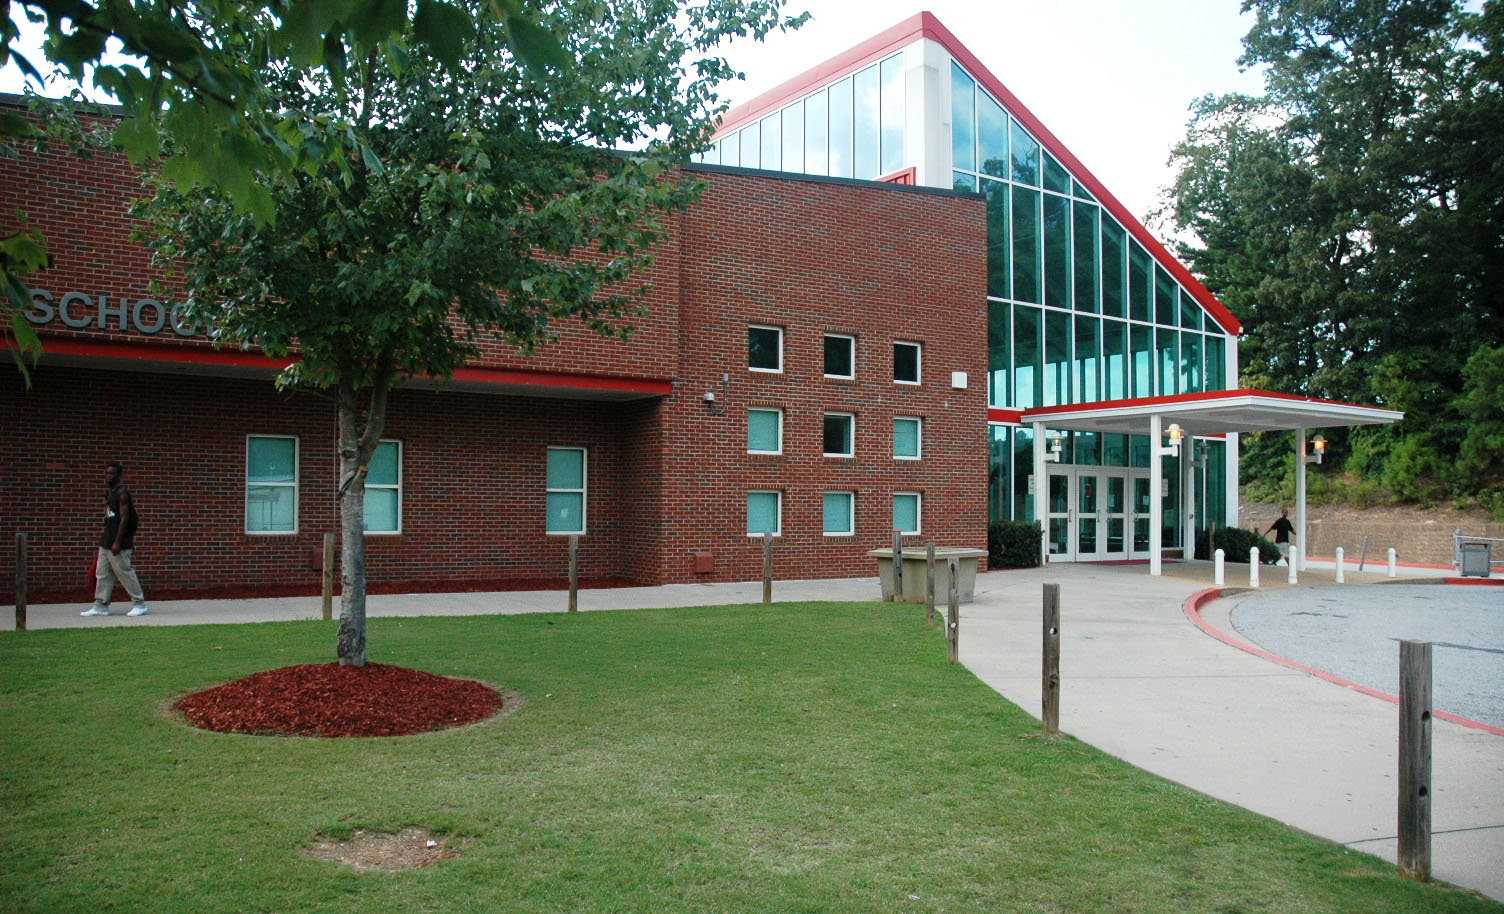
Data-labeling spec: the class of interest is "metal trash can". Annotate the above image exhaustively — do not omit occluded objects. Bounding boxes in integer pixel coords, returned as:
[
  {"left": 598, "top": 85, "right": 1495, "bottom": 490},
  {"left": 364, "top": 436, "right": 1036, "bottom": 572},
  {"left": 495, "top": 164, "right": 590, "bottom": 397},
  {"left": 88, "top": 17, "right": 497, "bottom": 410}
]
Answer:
[{"left": 1459, "top": 542, "right": 1492, "bottom": 577}]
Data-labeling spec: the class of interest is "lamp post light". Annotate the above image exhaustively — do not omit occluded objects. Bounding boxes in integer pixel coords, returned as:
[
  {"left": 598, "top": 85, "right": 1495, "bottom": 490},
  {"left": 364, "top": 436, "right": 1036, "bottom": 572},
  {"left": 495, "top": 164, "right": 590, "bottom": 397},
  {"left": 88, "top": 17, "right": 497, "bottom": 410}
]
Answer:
[
  {"left": 1305, "top": 434, "right": 1326, "bottom": 465},
  {"left": 1044, "top": 432, "right": 1064, "bottom": 463}
]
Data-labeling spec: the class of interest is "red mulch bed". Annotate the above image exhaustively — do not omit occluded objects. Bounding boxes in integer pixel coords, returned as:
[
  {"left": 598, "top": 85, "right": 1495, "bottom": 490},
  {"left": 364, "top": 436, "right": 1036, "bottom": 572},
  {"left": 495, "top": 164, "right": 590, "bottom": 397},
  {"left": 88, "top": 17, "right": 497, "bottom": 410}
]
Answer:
[{"left": 175, "top": 663, "right": 506, "bottom": 737}]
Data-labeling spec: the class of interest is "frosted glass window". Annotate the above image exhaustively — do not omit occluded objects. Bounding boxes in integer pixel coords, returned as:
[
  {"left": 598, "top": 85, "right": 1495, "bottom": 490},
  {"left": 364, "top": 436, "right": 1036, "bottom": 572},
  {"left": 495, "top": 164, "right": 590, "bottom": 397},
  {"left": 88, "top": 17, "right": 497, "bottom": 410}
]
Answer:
[
  {"left": 880, "top": 54, "right": 904, "bottom": 174},
  {"left": 739, "top": 123, "right": 759, "bottom": 169},
  {"left": 894, "top": 417, "right": 922, "bottom": 459},
  {"left": 363, "top": 440, "right": 401, "bottom": 534},
  {"left": 805, "top": 89, "right": 828, "bottom": 175},
  {"left": 978, "top": 92, "right": 1007, "bottom": 178},
  {"left": 546, "top": 447, "right": 586, "bottom": 535},
  {"left": 760, "top": 114, "right": 780, "bottom": 172},
  {"left": 747, "top": 491, "right": 781, "bottom": 536},
  {"left": 246, "top": 435, "right": 298, "bottom": 534},
  {"left": 782, "top": 101, "right": 804, "bottom": 173},
  {"left": 828, "top": 77, "right": 853, "bottom": 178},
  {"left": 893, "top": 492, "right": 921, "bottom": 535},
  {"left": 1011, "top": 118, "right": 1039, "bottom": 185},
  {"left": 854, "top": 63, "right": 880, "bottom": 180},
  {"left": 748, "top": 408, "right": 782, "bottom": 454},
  {"left": 950, "top": 62, "right": 975, "bottom": 173},
  {"left": 823, "top": 491, "right": 854, "bottom": 536}
]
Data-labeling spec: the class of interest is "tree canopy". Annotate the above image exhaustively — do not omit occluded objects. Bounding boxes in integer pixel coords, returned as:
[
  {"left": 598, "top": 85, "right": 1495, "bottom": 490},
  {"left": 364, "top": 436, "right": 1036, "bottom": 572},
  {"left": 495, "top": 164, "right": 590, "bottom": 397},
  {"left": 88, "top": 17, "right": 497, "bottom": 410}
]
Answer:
[{"left": 1164, "top": 0, "right": 1504, "bottom": 512}]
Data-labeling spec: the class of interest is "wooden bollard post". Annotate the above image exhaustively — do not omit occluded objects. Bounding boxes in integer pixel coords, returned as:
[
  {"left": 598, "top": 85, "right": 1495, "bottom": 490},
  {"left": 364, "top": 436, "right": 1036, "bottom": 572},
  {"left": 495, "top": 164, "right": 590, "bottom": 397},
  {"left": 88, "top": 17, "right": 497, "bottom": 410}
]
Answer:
[
  {"left": 321, "top": 533, "right": 335, "bottom": 621},
  {"left": 1398, "top": 640, "right": 1432, "bottom": 881},
  {"left": 892, "top": 531, "right": 904, "bottom": 602},
  {"left": 762, "top": 532, "right": 773, "bottom": 604},
  {"left": 15, "top": 533, "right": 27, "bottom": 632},
  {"left": 1042, "top": 583, "right": 1060, "bottom": 734},
  {"left": 925, "top": 542, "right": 937, "bottom": 627},
  {"left": 568, "top": 534, "right": 579, "bottom": 613},
  {"left": 945, "top": 557, "right": 959, "bottom": 664}
]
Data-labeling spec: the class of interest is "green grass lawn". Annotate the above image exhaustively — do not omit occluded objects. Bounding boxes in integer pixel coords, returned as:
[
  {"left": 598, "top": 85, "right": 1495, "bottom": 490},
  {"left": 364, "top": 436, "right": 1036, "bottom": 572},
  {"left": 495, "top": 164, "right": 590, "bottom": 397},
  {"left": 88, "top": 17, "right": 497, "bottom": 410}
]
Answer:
[{"left": 2, "top": 602, "right": 1498, "bottom": 914}]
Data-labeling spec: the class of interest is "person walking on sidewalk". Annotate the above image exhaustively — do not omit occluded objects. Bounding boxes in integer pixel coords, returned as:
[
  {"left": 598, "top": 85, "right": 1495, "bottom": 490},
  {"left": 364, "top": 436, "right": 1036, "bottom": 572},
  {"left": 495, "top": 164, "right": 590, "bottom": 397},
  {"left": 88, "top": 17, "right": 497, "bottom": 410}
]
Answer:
[
  {"left": 1265, "top": 508, "right": 1296, "bottom": 566},
  {"left": 81, "top": 461, "right": 149, "bottom": 617}
]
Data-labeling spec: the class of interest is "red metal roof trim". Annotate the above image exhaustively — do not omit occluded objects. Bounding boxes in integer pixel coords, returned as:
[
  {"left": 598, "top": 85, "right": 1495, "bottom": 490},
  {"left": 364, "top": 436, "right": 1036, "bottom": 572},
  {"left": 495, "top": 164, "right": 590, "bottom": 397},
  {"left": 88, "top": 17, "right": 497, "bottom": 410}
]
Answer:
[{"left": 1020, "top": 388, "right": 1399, "bottom": 418}]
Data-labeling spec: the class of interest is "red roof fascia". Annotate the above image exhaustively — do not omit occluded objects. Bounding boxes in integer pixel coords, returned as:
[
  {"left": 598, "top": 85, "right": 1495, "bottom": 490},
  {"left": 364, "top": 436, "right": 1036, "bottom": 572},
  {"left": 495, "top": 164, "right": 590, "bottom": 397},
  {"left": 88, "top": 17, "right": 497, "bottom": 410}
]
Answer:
[
  {"left": 1020, "top": 388, "right": 1396, "bottom": 418},
  {"left": 450, "top": 366, "right": 673, "bottom": 396},
  {"left": 715, "top": 12, "right": 1242, "bottom": 338},
  {"left": 987, "top": 407, "right": 1024, "bottom": 424}
]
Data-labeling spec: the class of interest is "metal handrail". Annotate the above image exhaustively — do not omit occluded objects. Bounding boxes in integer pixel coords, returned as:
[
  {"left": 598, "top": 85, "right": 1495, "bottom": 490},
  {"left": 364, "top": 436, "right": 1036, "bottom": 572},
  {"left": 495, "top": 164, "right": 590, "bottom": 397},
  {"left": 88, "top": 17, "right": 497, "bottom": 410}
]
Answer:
[{"left": 1453, "top": 530, "right": 1504, "bottom": 568}]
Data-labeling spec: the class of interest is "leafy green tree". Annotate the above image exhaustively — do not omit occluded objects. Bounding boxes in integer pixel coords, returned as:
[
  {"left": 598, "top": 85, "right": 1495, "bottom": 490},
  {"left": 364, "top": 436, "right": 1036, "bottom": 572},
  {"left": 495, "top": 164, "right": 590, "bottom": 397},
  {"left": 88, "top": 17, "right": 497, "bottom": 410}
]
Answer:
[
  {"left": 1164, "top": 0, "right": 1504, "bottom": 502},
  {"left": 136, "top": 0, "right": 799, "bottom": 666}
]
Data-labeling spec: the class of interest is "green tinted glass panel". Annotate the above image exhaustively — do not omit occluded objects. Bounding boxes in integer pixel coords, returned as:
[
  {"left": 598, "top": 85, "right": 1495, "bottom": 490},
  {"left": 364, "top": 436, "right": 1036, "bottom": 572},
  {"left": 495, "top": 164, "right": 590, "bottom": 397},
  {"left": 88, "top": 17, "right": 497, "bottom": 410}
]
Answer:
[
  {"left": 893, "top": 493, "right": 919, "bottom": 533},
  {"left": 1013, "top": 426, "right": 1034, "bottom": 522},
  {"left": 747, "top": 492, "right": 779, "bottom": 535},
  {"left": 1074, "top": 315, "right": 1099, "bottom": 403},
  {"left": 546, "top": 492, "right": 583, "bottom": 534},
  {"left": 1073, "top": 180, "right": 1095, "bottom": 201},
  {"left": 1010, "top": 118, "right": 1039, "bottom": 185},
  {"left": 246, "top": 486, "right": 295, "bottom": 532},
  {"left": 894, "top": 418, "right": 920, "bottom": 458},
  {"left": 854, "top": 64, "right": 879, "bottom": 179},
  {"left": 749, "top": 326, "right": 780, "bottom": 370},
  {"left": 782, "top": 101, "right": 804, "bottom": 172},
  {"left": 1128, "top": 243, "right": 1151, "bottom": 322},
  {"left": 1073, "top": 431, "right": 1101, "bottom": 465},
  {"left": 988, "top": 300, "right": 1010, "bottom": 406},
  {"left": 1180, "top": 288, "right": 1201, "bottom": 329},
  {"left": 881, "top": 55, "right": 904, "bottom": 174},
  {"left": 1205, "top": 439, "right": 1227, "bottom": 528},
  {"left": 760, "top": 114, "right": 780, "bottom": 171},
  {"left": 748, "top": 409, "right": 780, "bottom": 452},
  {"left": 546, "top": 448, "right": 584, "bottom": 489},
  {"left": 950, "top": 62, "right": 975, "bottom": 173},
  {"left": 364, "top": 488, "right": 398, "bottom": 533},
  {"left": 1043, "top": 193, "right": 1070, "bottom": 309},
  {"left": 824, "top": 414, "right": 853, "bottom": 455},
  {"left": 1182, "top": 332, "right": 1202, "bottom": 393},
  {"left": 1131, "top": 435, "right": 1150, "bottom": 468},
  {"left": 1103, "top": 433, "right": 1128, "bottom": 466},
  {"left": 1100, "top": 216, "right": 1126, "bottom": 318},
  {"left": 1073, "top": 201, "right": 1099, "bottom": 313},
  {"left": 1205, "top": 335, "right": 1227, "bottom": 391},
  {"left": 739, "top": 123, "right": 759, "bottom": 169},
  {"left": 1011, "top": 186, "right": 1041, "bottom": 304},
  {"left": 1154, "top": 265, "right": 1176, "bottom": 326},
  {"left": 1014, "top": 305, "right": 1042, "bottom": 410},
  {"left": 1042, "top": 152, "right": 1069, "bottom": 193},
  {"left": 978, "top": 91, "right": 1007, "bottom": 178},
  {"left": 983, "top": 177, "right": 1009, "bottom": 297},
  {"left": 1131, "top": 325, "right": 1153, "bottom": 397},
  {"left": 1157, "top": 328, "right": 1178, "bottom": 396},
  {"left": 1044, "top": 309, "right": 1071, "bottom": 407},
  {"left": 366, "top": 440, "right": 398, "bottom": 486},
  {"left": 988, "top": 425, "right": 1010, "bottom": 523},
  {"left": 828, "top": 77, "right": 853, "bottom": 178},
  {"left": 248, "top": 437, "right": 295, "bottom": 483},
  {"left": 805, "top": 89, "right": 828, "bottom": 175},
  {"left": 823, "top": 492, "right": 853, "bottom": 534},
  {"left": 953, "top": 172, "right": 977, "bottom": 191},
  {"left": 1102, "top": 319, "right": 1128, "bottom": 400}
]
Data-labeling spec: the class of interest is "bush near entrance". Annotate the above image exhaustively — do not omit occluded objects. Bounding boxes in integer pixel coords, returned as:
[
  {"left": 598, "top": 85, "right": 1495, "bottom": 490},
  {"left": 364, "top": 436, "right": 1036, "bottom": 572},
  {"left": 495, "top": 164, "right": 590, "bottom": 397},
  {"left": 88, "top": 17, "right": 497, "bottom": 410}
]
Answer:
[
  {"left": 989, "top": 520, "right": 1043, "bottom": 568},
  {"left": 1196, "top": 526, "right": 1281, "bottom": 564}
]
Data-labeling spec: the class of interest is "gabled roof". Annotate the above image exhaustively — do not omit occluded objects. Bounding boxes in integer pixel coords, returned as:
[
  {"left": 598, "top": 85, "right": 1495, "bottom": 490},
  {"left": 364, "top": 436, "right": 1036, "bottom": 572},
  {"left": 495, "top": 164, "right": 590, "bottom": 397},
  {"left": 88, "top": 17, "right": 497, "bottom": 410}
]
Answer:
[{"left": 716, "top": 12, "right": 1242, "bottom": 337}]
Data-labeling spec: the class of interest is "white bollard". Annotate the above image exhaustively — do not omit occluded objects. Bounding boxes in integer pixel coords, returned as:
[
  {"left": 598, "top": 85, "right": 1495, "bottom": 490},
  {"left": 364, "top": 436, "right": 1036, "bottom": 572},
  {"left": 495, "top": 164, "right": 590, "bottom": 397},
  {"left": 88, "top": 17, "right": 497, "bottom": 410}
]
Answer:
[
  {"left": 1335, "top": 546, "right": 1345, "bottom": 583},
  {"left": 1288, "top": 545, "right": 1298, "bottom": 584},
  {"left": 1250, "top": 546, "right": 1260, "bottom": 588},
  {"left": 1388, "top": 547, "right": 1397, "bottom": 578},
  {"left": 1214, "top": 548, "right": 1225, "bottom": 586}
]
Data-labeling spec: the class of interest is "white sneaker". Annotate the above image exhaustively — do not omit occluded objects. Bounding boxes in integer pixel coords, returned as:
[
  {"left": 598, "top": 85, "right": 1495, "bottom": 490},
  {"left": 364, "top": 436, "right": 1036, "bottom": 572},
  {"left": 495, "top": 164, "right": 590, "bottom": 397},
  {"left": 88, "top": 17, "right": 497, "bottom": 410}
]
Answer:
[
  {"left": 81, "top": 607, "right": 111, "bottom": 617},
  {"left": 127, "top": 604, "right": 149, "bottom": 617}
]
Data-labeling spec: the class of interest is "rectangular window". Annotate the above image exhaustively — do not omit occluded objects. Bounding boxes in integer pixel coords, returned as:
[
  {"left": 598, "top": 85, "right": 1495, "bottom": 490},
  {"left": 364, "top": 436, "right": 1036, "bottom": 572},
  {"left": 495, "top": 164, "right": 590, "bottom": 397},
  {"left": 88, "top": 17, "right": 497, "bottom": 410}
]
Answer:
[
  {"left": 1043, "top": 193, "right": 1070, "bottom": 309},
  {"left": 854, "top": 63, "right": 880, "bottom": 180},
  {"left": 880, "top": 54, "right": 904, "bottom": 175},
  {"left": 760, "top": 113, "right": 781, "bottom": 172},
  {"left": 804, "top": 89, "right": 828, "bottom": 176},
  {"left": 828, "top": 76, "right": 853, "bottom": 178},
  {"left": 894, "top": 417, "right": 922, "bottom": 460},
  {"left": 545, "top": 446, "right": 586, "bottom": 535},
  {"left": 1100, "top": 215, "right": 1126, "bottom": 319},
  {"left": 1012, "top": 185, "right": 1041, "bottom": 304},
  {"left": 719, "top": 134, "right": 739, "bottom": 168},
  {"left": 1128, "top": 242, "right": 1151, "bottom": 323},
  {"left": 954, "top": 172, "right": 977, "bottom": 191},
  {"left": 747, "top": 490, "right": 781, "bottom": 537},
  {"left": 823, "top": 491, "right": 855, "bottom": 536},
  {"left": 782, "top": 101, "right": 804, "bottom": 173},
  {"left": 978, "top": 91, "right": 1007, "bottom": 178},
  {"left": 1014, "top": 305, "right": 1042, "bottom": 410},
  {"left": 1155, "top": 265, "right": 1177, "bottom": 326},
  {"left": 1131, "top": 324, "right": 1153, "bottom": 397},
  {"left": 1205, "top": 334, "right": 1227, "bottom": 391},
  {"left": 1180, "top": 287, "right": 1202, "bottom": 330},
  {"left": 739, "top": 122, "right": 760, "bottom": 169},
  {"left": 1044, "top": 308, "right": 1071, "bottom": 406},
  {"left": 988, "top": 299, "right": 1010, "bottom": 407},
  {"left": 1011, "top": 118, "right": 1040, "bottom": 185},
  {"left": 1102, "top": 318, "right": 1128, "bottom": 400},
  {"left": 893, "top": 492, "right": 921, "bottom": 535},
  {"left": 823, "top": 333, "right": 855, "bottom": 379},
  {"left": 1157, "top": 328, "right": 1179, "bottom": 396},
  {"left": 363, "top": 440, "right": 402, "bottom": 534},
  {"left": 747, "top": 408, "right": 782, "bottom": 454},
  {"left": 246, "top": 435, "right": 298, "bottom": 534},
  {"left": 950, "top": 61, "right": 975, "bottom": 173},
  {"left": 1073, "top": 201, "right": 1099, "bottom": 313},
  {"left": 748, "top": 325, "right": 782, "bottom": 372},
  {"left": 1181, "top": 332, "right": 1203, "bottom": 394},
  {"left": 1074, "top": 316, "right": 1100, "bottom": 403},
  {"left": 893, "top": 341, "right": 921, "bottom": 384},
  {"left": 983, "top": 177, "right": 1009, "bottom": 298},
  {"left": 823, "top": 412, "right": 854, "bottom": 457}
]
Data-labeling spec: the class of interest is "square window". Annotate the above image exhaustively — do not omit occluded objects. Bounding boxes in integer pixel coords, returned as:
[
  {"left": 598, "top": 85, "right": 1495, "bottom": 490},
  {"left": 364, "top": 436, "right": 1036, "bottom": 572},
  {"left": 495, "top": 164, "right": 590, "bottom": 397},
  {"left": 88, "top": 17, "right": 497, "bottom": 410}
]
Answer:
[
  {"left": 747, "top": 490, "right": 781, "bottom": 536},
  {"left": 824, "top": 334, "right": 855, "bottom": 379},
  {"left": 246, "top": 435, "right": 298, "bottom": 534},
  {"left": 749, "top": 325, "right": 783, "bottom": 372},
  {"left": 363, "top": 440, "right": 402, "bottom": 534},
  {"left": 894, "top": 341, "right": 921, "bottom": 384},
  {"left": 747, "top": 408, "right": 783, "bottom": 454},
  {"left": 893, "top": 492, "right": 921, "bottom": 535},
  {"left": 894, "top": 417, "right": 922, "bottom": 460},
  {"left": 546, "top": 447, "right": 587, "bottom": 535},
  {"left": 823, "top": 413, "right": 854, "bottom": 457},
  {"left": 823, "top": 491, "right": 855, "bottom": 536}
]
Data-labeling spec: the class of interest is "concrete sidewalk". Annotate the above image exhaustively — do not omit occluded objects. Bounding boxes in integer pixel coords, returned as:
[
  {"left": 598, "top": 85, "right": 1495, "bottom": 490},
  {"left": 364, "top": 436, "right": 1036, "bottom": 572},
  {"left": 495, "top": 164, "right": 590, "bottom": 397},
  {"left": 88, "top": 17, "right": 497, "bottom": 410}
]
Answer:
[{"left": 5, "top": 562, "right": 1501, "bottom": 900}]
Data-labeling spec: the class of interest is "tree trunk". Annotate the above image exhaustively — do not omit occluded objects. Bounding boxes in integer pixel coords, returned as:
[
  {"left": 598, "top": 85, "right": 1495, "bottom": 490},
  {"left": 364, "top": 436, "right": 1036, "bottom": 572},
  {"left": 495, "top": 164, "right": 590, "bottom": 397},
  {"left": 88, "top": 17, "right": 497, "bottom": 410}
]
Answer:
[{"left": 335, "top": 384, "right": 369, "bottom": 667}]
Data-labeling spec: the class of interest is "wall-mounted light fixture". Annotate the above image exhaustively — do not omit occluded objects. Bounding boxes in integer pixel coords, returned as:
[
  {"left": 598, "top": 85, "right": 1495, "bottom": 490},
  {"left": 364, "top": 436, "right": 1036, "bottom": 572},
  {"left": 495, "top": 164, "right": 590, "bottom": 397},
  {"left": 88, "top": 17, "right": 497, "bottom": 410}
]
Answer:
[
  {"left": 703, "top": 372, "right": 729, "bottom": 416},
  {"left": 1043, "top": 432, "right": 1064, "bottom": 463},
  {"left": 1305, "top": 434, "right": 1325, "bottom": 465},
  {"left": 1156, "top": 422, "right": 1183, "bottom": 459}
]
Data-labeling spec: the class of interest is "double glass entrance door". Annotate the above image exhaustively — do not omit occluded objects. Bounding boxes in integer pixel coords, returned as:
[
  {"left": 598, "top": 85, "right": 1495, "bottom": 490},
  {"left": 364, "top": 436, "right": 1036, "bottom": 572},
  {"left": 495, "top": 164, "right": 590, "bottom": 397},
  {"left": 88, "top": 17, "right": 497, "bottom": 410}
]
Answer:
[{"left": 1046, "top": 468, "right": 1151, "bottom": 561}]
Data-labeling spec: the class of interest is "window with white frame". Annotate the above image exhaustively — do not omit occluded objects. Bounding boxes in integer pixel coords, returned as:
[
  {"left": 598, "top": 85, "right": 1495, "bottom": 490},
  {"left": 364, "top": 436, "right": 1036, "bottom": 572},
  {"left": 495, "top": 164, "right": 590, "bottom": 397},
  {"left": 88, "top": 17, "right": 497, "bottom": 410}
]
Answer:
[
  {"left": 748, "top": 325, "right": 783, "bottom": 373},
  {"left": 823, "top": 491, "right": 855, "bottom": 536},
  {"left": 823, "top": 333, "right": 855, "bottom": 379},
  {"left": 363, "top": 440, "right": 402, "bottom": 534},
  {"left": 893, "top": 491, "right": 921, "bottom": 535},
  {"left": 747, "top": 407, "right": 783, "bottom": 454},
  {"left": 546, "top": 447, "right": 587, "bottom": 535},
  {"left": 823, "top": 412, "right": 854, "bottom": 457},
  {"left": 894, "top": 341, "right": 921, "bottom": 384},
  {"left": 893, "top": 417, "right": 922, "bottom": 460},
  {"left": 747, "top": 490, "right": 781, "bottom": 536},
  {"left": 246, "top": 435, "right": 298, "bottom": 534}
]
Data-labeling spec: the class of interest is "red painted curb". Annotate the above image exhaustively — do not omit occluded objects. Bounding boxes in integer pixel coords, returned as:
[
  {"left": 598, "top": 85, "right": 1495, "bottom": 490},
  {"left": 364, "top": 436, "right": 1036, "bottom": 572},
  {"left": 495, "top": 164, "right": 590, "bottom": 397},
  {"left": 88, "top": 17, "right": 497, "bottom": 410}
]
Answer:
[
  {"left": 1444, "top": 577, "right": 1504, "bottom": 586},
  {"left": 1182, "top": 588, "right": 1504, "bottom": 737}
]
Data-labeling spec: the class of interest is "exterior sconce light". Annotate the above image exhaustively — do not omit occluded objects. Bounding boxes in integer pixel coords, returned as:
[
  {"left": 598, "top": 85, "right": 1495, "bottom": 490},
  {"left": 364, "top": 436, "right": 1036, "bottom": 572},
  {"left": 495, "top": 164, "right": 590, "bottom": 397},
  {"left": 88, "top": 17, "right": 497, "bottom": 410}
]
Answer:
[
  {"left": 1043, "top": 433, "right": 1064, "bottom": 463},
  {"left": 1156, "top": 423, "right": 1183, "bottom": 458},
  {"left": 1306, "top": 434, "right": 1325, "bottom": 465},
  {"left": 702, "top": 372, "right": 729, "bottom": 416}
]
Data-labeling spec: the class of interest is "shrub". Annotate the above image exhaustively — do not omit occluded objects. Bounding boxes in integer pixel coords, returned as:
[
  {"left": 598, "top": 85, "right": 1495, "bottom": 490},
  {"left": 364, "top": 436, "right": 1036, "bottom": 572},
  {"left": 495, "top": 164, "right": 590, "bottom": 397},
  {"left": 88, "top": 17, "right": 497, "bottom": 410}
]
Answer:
[
  {"left": 1194, "top": 526, "right": 1281, "bottom": 564},
  {"left": 989, "top": 521, "right": 1042, "bottom": 568}
]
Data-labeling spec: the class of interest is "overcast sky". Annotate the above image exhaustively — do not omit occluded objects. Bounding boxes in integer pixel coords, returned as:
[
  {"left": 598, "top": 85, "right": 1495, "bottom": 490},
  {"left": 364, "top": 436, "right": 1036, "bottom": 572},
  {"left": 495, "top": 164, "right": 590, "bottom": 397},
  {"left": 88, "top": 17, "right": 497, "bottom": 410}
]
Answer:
[{"left": 3, "top": 1, "right": 1266, "bottom": 228}]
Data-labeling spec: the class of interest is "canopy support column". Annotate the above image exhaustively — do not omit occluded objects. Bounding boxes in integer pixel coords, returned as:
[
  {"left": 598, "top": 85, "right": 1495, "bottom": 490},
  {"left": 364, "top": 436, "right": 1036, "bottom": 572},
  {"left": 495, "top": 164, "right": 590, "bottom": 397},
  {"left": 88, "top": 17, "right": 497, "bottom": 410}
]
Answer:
[
  {"left": 1149, "top": 414, "right": 1163, "bottom": 576},
  {"left": 1295, "top": 426, "right": 1307, "bottom": 571},
  {"left": 1033, "top": 422, "right": 1047, "bottom": 566}
]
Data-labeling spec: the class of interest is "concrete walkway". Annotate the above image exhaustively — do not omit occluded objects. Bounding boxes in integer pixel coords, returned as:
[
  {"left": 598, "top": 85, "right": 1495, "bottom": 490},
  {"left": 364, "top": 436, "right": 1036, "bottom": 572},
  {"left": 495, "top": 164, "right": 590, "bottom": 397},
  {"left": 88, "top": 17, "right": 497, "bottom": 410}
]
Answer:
[{"left": 5, "top": 562, "right": 1501, "bottom": 901}]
